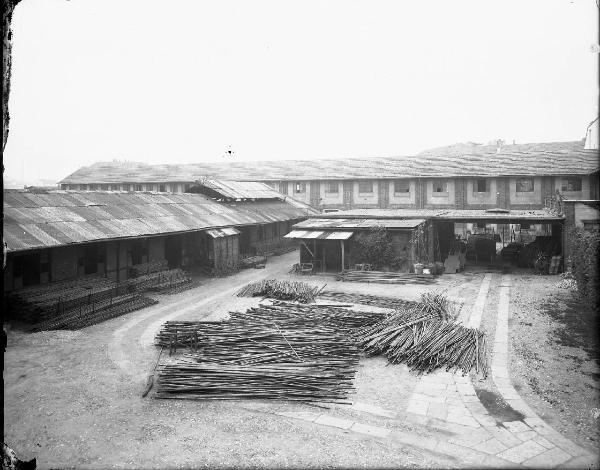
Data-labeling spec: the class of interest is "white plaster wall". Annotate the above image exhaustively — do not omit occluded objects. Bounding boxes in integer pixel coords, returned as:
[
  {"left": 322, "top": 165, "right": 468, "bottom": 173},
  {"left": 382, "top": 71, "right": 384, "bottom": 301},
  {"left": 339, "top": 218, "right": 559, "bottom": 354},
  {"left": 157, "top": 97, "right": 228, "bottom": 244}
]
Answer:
[
  {"left": 427, "top": 180, "right": 455, "bottom": 205},
  {"left": 509, "top": 177, "right": 542, "bottom": 204},
  {"left": 389, "top": 180, "right": 416, "bottom": 205},
  {"left": 554, "top": 176, "right": 591, "bottom": 200},
  {"left": 353, "top": 181, "right": 379, "bottom": 205},
  {"left": 466, "top": 179, "right": 497, "bottom": 205},
  {"left": 574, "top": 203, "right": 600, "bottom": 228},
  {"left": 320, "top": 181, "right": 344, "bottom": 205}
]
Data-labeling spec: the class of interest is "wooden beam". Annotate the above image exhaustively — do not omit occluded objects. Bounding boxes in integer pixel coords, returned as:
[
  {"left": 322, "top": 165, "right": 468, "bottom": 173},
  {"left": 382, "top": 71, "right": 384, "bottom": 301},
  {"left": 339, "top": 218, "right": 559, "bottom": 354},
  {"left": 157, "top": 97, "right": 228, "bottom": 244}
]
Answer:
[
  {"left": 300, "top": 240, "right": 315, "bottom": 259},
  {"left": 340, "top": 240, "right": 345, "bottom": 272}
]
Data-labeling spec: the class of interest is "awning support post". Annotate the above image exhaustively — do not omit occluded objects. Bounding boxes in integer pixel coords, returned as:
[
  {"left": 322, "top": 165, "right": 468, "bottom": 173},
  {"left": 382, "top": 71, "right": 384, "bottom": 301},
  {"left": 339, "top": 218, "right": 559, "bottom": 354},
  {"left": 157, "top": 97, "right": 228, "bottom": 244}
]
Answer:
[{"left": 340, "top": 240, "right": 345, "bottom": 272}]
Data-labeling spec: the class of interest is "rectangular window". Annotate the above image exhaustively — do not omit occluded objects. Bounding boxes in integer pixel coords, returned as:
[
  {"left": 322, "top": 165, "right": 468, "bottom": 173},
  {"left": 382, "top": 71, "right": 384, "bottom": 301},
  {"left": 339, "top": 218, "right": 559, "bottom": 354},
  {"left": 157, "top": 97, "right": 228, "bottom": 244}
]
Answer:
[
  {"left": 393, "top": 180, "right": 410, "bottom": 193},
  {"left": 135, "top": 184, "right": 143, "bottom": 192},
  {"left": 358, "top": 181, "right": 373, "bottom": 193},
  {"left": 475, "top": 178, "right": 487, "bottom": 193},
  {"left": 477, "top": 222, "right": 486, "bottom": 229},
  {"left": 325, "top": 181, "right": 339, "bottom": 193},
  {"left": 519, "top": 223, "right": 531, "bottom": 230},
  {"left": 159, "top": 184, "right": 166, "bottom": 192},
  {"left": 561, "top": 177, "right": 582, "bottom": 192},
  {"left": 516, "top": 178, "right": 534, "bottom": 192},
  {"left": 89, "top": 184, "right": 98, "bottom": 190},
  {"left": 432, "top": 180, "right": 447, "bottom": 193},
  {"left": 100, "top": 184, "right": 108, "bottom": 190},
  {"left": 583, "top": 220, "right": 600, "bottom": 231},
  {"left": 294, "top": 182, "right": 306, "bottom": 194}
]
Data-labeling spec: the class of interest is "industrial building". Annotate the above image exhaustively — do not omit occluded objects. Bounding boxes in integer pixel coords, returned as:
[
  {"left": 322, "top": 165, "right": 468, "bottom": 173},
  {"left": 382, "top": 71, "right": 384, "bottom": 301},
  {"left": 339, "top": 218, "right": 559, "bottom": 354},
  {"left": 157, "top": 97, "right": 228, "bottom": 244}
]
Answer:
[
  {"left": 3, "top": 182, "right": 317, "bottom": 292},
  {"left": 59, "top": 140, "right": 599, "bottom": 214}
]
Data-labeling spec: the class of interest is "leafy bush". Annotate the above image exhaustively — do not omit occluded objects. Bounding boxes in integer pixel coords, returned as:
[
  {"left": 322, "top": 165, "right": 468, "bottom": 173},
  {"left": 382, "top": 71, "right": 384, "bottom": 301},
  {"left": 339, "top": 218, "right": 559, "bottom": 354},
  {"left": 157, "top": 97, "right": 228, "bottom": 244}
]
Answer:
[
  {"left": 567, "top": 227, "right": 599, "bottom": 304},
  {"left": 350, "top": 226, "right": 395, "bottom": 270}
]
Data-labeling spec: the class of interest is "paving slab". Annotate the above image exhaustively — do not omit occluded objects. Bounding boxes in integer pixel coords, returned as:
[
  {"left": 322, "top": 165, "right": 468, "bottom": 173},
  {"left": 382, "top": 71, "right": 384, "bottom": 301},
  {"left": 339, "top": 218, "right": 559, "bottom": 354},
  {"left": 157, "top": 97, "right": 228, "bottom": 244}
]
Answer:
[
  {"left": 314, "top": 414, "right": 353, "bottom": 430},
  {"left": 350, "top": 402, "right": 397, "bottom": 419},
  {"left": 406, "top": 398, "right": 429, "bottom": 415},
  {"left": 448, "top": 428, "right": 492, "bottom": 448},
  {"left": 515, "top": 431, "right": 537, "bottom": 442},
  {"left": 485, "top": 425, "right": 524, "bottom": 448},
  {"left": 350, "top": 422, "right": 391, "bottom": 439},
  {"left": 561, "top": 454, "right": 600, "bottom": 469},
  {"left": 496, "top": 440, "right": 547, "bottom": 464},
  {"left": 446, "top": 413, "right": 480, "bottom": 428},
  {"left": 521, "top": 446, "right": 573, "bottom": 468},
  {"left": 472, "top": 437, "right": 509, "bottom": 455},
  {"left": 502, "top": 420, "right": 531, "bottom": 433},
  {"left": 275, "top": 411, "right": 321, "bottom": 423},
  {"left": 531, "top": 434, "right": 555, "bottom": 450},
  {"left": 426, "top": 402, "right": 448, "bottom": 421}
]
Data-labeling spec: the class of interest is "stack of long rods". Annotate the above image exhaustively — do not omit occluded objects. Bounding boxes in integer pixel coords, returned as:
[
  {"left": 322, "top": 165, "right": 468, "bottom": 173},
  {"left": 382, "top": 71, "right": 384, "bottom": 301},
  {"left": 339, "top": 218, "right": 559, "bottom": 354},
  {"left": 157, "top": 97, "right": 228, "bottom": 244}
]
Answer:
[
  {"left": 352, "top": 293, "right": 488, "bottom": 377},
  {"left": 236, "top": 279, "right": 322, "bottom": 303}
]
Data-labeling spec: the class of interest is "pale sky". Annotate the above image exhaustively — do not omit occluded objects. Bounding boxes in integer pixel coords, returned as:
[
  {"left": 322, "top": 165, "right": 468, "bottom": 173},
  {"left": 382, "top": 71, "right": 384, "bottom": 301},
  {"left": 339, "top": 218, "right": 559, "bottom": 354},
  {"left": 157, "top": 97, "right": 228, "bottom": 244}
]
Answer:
[{"left": 4, "top": 0, "right": 599, "bottom": 185}]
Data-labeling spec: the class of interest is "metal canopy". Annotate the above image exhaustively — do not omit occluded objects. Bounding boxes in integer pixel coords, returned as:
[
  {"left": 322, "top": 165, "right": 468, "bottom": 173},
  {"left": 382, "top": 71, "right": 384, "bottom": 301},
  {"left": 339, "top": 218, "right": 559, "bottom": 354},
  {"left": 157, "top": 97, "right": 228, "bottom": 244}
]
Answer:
[
  {"left": 284, "top": 230, "right": 354, "bottom": 240},
  {"left": 205, "top": 227, "right": 241, "bottom": 238}
]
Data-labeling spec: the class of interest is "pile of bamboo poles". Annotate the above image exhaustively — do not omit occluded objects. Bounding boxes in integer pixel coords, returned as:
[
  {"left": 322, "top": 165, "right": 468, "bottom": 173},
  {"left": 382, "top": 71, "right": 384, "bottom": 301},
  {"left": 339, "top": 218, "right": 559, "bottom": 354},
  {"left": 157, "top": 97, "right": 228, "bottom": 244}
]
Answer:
[
  {"left": 236, "top": 279, "right": 323, "bottom": 303},
  {"left": 353, "top": 302, "right": 488, "bottom": 377},
  {"left": 337, "top": 270, "right": 436, "bottom": 284},
  {"left": 155, "top": 361, "right": 356, "bottom": 403},
  {"left": 153, "top": 302, "right": 390, "bottom": 402},
  {"left": 318, "top": 291, "right": 418, "bottom": 310}
]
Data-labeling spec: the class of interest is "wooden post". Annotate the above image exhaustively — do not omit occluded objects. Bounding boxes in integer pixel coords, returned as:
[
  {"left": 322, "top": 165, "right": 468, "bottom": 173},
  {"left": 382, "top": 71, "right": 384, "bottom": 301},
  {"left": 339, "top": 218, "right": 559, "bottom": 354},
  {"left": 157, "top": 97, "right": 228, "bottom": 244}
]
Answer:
[{"left": 340, "top": 240, "right": 345, "bottom": 272}]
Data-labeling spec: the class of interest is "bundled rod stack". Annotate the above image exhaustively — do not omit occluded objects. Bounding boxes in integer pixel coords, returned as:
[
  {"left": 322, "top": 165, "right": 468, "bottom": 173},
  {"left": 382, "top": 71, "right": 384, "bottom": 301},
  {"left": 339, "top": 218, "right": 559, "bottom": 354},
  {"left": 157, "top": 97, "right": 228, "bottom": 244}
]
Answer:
[
  {"left": 153, "top": 302, "right": 387, "bottom": 402},
  {"left": 353, "top": 293, "right": 488, "bottom": 377},
  {"left": 318, "top": 291, "right": 418, "bottom": 310},
  {"left": 236, "top": 279, "right": 322, "bottom": 303},
  {"left": 337, "top": 270, "right": 436, "bottom": 284}
]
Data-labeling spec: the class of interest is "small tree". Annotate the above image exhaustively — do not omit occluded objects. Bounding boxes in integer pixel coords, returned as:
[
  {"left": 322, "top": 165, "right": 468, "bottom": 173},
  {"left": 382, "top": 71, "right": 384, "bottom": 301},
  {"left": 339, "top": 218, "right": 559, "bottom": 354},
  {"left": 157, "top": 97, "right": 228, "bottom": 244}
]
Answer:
[{"left": 350, "top": 226, "right": 395, "bottom": 270}]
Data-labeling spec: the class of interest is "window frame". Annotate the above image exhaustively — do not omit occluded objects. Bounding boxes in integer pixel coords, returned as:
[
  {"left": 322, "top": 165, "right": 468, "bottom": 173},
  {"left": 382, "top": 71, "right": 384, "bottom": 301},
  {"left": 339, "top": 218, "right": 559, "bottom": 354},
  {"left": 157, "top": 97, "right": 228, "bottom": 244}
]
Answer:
[
  {"left": 475, "top": 178, "right": 488, "bottom": 193},
  {"left": 432, "top": 180, "right": 448, "bottom": 194},
  {"left": 325, "top": 181, "right": 339, "bottom": 194},
  {"left": 294, "top": 182, "right": 306, "bottom": 194},
  {"left": 393, "top": 180, "right": 410, "bottom": 194},
  {"left": 358, "top": 181, "right": 374, "bottom": 194},
  {"left": 516, "top": 177, "right": 534, "bottom": 193},
  {"left": 561, "top": 177, "right": 582, "bottom": 192}
]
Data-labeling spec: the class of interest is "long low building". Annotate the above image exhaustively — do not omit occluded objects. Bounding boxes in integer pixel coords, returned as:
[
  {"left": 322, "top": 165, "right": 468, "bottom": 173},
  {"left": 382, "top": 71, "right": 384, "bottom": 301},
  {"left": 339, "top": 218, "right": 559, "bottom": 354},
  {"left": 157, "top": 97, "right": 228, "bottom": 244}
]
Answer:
[
  {"left": 3, "top": 184, "right": 317, "bottom": 292},
  {"left": 59, "top": 140, "right": 599, "bottom": 211}
]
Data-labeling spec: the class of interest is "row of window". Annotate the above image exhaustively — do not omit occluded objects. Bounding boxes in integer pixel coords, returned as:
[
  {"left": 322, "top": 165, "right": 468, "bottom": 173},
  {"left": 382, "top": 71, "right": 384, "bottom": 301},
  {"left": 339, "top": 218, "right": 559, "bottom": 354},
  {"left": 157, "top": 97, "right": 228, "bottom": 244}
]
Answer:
[{"left": 293, "top": 178, "right": 583, "bottom": 195}]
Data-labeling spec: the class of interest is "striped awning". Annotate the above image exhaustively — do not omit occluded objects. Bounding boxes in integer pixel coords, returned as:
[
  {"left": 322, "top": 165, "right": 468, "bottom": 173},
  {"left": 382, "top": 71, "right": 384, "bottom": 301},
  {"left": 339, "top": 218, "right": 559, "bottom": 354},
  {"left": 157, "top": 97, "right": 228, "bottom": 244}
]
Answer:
[
  {"left": 284, "top": 230, "right": 354, "bottom": 240},
  {"left": 205, "top": 227, "right": 241, "bottom": 238}
]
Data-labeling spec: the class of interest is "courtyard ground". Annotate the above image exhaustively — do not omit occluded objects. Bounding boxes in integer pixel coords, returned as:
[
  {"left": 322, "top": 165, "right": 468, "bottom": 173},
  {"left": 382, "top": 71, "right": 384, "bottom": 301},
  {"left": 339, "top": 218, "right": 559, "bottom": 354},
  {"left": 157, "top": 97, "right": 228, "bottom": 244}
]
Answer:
[{"left": 3, "top": 250, "right": 599, "bottom": 468}]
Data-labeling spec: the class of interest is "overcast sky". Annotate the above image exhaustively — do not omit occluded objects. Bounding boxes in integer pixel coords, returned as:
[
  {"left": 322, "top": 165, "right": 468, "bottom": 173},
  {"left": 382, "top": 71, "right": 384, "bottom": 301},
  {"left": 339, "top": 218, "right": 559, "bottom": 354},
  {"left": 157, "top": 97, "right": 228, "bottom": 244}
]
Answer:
[{"left": 4, "top": 0, "right": 599, "bottom": 184}]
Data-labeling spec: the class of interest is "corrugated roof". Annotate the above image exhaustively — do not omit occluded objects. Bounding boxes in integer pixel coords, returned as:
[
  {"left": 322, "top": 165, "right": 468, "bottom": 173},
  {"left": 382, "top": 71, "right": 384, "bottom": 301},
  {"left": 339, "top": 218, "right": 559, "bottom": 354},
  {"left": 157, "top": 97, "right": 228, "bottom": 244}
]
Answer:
[
  {"left": 60, "top": 141, "right": 598, "bottom": 184},
  {"left": 284, "top": 230, "right": 354, "bottom": 240},
  {"left": 197, "top": 180, "right": 284, "bottom": 200},
  {"left": 294, "top": 218, "right": 426, "bottom": 230},
  {"left": 4, "top": 190, "right": 318, "bottom": 253}
]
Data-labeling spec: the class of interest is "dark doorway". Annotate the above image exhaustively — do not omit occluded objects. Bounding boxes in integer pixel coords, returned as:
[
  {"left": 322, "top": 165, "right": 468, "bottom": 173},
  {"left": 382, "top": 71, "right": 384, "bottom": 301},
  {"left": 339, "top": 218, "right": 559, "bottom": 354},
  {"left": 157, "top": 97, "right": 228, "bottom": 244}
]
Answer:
[
  {"left": 22, "top": 253, "right": 41, "bottom": 287},
  {"left": 83, "top": 244, "right": 100, "bottom": 275},
  {"left": 165, "top": 235, "right": 182, "bottom": 268}
]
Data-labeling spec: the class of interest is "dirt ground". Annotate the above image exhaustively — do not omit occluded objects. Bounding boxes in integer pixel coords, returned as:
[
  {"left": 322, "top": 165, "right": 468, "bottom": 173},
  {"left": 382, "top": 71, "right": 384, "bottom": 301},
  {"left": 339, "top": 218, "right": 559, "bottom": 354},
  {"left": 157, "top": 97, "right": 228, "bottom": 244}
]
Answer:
[
  {"left": 508, "top": 272, "right": 600, "bottom": 453},
  {"left": 4, "top": 251, "right": 464, "bottom": 469}
]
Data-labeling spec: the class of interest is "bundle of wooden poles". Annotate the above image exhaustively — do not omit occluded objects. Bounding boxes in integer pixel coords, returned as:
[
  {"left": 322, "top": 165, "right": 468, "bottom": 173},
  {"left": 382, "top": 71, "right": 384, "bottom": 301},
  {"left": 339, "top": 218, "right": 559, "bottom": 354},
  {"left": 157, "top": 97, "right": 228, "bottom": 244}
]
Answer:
[
  {"left": 353, "top": 293, "right": 488, "bottom": 377},
  {"left": 153, "top": 303, "right": 388, "bottom": 402},
  {"left": 337, "top": 270, "right": 436, "bottom": 284},
  {"left": 236, "top": 279, "right": 323, "bottom": 303},
  {"left": 318, "top": 291, "right": 418, "bottom": 311}
]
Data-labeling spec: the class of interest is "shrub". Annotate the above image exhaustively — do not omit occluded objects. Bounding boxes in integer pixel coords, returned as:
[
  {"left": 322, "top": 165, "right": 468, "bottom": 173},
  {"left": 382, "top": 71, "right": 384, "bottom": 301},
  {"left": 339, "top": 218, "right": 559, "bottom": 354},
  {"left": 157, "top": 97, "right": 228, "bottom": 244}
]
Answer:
[
  {"left": 350, "top": 226, "right": 395, "bottom": 270},
  {"left": 567, "top": 227, "right": 600, "bottom": 304}
]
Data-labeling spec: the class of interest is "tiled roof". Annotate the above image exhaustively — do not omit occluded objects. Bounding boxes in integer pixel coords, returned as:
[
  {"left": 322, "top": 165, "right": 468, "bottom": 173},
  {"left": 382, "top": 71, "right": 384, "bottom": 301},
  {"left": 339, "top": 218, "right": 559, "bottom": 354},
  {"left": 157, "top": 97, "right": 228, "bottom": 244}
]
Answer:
[
  {"left": 3, "top": 190, "right": 317, "bottom": 253},
  {"left": 60, "top": 140, "right": 598, "bottom": 184}
]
